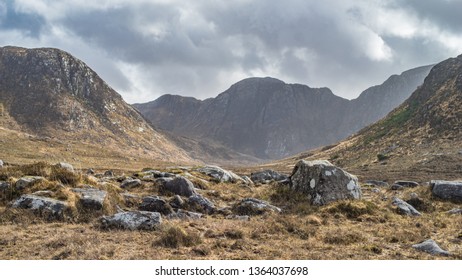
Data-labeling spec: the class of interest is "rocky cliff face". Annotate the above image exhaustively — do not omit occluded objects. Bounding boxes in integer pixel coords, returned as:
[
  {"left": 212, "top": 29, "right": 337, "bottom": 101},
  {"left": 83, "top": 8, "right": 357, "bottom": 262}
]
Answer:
[
  {"left": 136, "top": 66, "right": 432, "bottom": 160},
  {"left": 0, "top": 46, "right": 191, "bottom": 162}
]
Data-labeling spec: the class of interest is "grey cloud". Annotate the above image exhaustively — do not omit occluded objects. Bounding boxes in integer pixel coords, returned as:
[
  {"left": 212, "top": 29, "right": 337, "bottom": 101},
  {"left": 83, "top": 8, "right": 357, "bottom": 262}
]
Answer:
[{"left": 0, "top": 0, "right": 46, "bottom": 38}]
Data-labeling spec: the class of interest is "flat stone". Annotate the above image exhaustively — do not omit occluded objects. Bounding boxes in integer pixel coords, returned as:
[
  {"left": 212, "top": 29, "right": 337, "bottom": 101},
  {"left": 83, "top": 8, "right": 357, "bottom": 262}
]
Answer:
[
  {"left": 120, "top": 178, "right": 142, "bottom": 189},
  {"left": 412, "top": 239, "right": 450, "bottom": 256},
  {"left": 392, "top": 197, "right": 421, "bottom": 216},
  {"left": 364, "top": 180, "right": 389, "bottom": 188},
  {"left": 447, "top": 208, "right": 462, "bottom": 215},
  {"left": 166, "top": 209, "right": 203, "bottom": 220},
  {"left": 251, "top": 170, "right": 288, "bottom": 184},
  {"left": 197, "top": 165, "right": 243, "bottom": 183},
  {"left": 15, "top": 176, "right": 44, "bottom": 190},
  {"left": 72, "top": 187, "right": 107, "bottom": 210},
  {"left": 431, "top": 180, "right": 462, "bottom": 203},
  {"left": 12, "top": 194, "right": 69, "bottom": 221},
  {"left": 100, "top": 211, "right": 162, "bottom": 230},
  {"left": 394, "top": 181, "right": 419, "bottom": 188},
  {"left": 233, "top": 198, "right": 281, "bottom": 215}
]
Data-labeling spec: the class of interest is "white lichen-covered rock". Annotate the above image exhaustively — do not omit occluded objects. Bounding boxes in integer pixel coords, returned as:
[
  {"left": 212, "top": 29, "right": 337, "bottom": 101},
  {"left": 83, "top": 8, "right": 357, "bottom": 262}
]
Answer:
[
  {"left": 100, "top": 211, "right": 162, "bottom": 230},
  {"left": 15, "top": 176, "right": 44, "bottom": 190},
  {"left": 197, "top": 165, "right": 244, "bottom": 183},
  {"left": 412, "top": 239, "right": 450, "bottom": 256},
  {"left": 12, "top": 194, "right": 69, "bottom": 220},
  {"left": 431, "top": 180, "right": 462, "bottom": 203},
  {"left": 290, "top": 160, "right": 361, "bottom": 205}
]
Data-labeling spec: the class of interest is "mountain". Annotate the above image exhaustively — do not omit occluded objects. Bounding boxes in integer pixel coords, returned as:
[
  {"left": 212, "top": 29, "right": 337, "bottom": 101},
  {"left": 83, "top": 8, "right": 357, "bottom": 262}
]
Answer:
[
  {"left": 0, "top": 46, "right": 192, "bottom": 165},
  {"left": 135, "top": 66, "right": 432, "bottom": 160},
  {"left": 271, "top": 54, "right": 462, "bottom": 181}
]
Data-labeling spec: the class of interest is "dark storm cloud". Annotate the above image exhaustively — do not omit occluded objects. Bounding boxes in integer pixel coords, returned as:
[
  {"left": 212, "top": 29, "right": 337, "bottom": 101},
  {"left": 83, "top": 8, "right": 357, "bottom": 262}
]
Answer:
[{"left": 0, "top": 0, "right": 45, "bottom": 38}]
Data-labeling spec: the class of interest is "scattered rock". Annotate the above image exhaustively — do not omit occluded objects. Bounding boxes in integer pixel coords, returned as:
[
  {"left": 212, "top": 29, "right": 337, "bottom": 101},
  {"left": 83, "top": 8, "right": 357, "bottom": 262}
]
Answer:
[
  {"left": 431, "top": 180, "right": 462, "bottom": 203},
  {"left": 240, "top": 175, "right": 254, "bottom": 185},
  {"left": 100, "top": 211, "right": 162, "bottom": 230},
  {"left": 391, "top": 184, "right": 404, "bottom": 190},
  {"left": 139, "top": 196, "right": 174, "bottom": 215},
  {"left": 447, "top": 208, "right": 462, "bottom": 215},
  {"left": 290, "top": 160, "right": 361, "bottom": 205},
  {"left": 233, "top": 198, "right": 281, "bottom": 215},
  {"left": 86, "top": 168, "right": 95, "bottom": 175},
  {"left": 120, "top": 178, "right": 142, "bottom": 189},
  {"left": 163, "top": 176, "right": 197, "bottom": 197},
  {"left": 166, "top": 209, "right": 203, "bottom": 220},
  {"left": 12, "top": 194, "right": 69, "bottom": 221},
  {"left": 32, "top": 190, "right": 54, "bottom": 197},
  {"left": 412, "top": 239, "right": 450, "bottom": 256},
  {"left": 364, "top": 180, "right": 389, "bottom": 188},
  {"left": 169, "top": 195, "right": 184, "bottom": 209},
  {"left": 392, "top": 197, "right": 421, "bottom": 216},
  {"left": 394, "top": 180, "right": 419, "bottom": 188},
  {"left": 188, "top": 194, "right": 216, "bottom": 214},
  {"left": 250, "top": 170, "right": 288, "bottom": 184},
  {"left": 197, "top": 165, "right": 243, "bottom": 183},
  {"left": 122, "top": 193, "right": 141, "bottom": 207},
  {"left": 55, "top": 162, "right": 74, "bottom": 172},
  {"left": 72, "top": 187, "right": 107, "bottom": 211},
  {"left": 226, "top": 215, "right": 250, "bottom": 221},
  {"left": 371, "top": 188, "right": 381, "bottom": 193},
  {"left": 15, "top": 176, "right": 44, "bottom": 190},
  {"left": 103, "top": 170, "right": 114, "bottom": 177}
]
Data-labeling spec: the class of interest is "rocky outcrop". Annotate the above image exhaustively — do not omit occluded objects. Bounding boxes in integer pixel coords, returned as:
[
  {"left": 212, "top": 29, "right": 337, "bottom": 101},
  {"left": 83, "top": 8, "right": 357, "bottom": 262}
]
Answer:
[
  {"left": 233, "top": 198, "right": 281, "bottom": 215},
  {"left": 100, "top": 211, "right": 162, "bottom": 230},
  {"left": 412, "top": 239, "right": 450, "bottom": 256},
  {"left": 12, "top": 194, "right": 69, "bottom": 220},
  {"left": 290, "top": 160, "right": 361, "bottom": 205},
  {"left": 162, "top": 176, "right": 196, "bottom": 197},
  {"left": 250, "top": 170, "right": 288, "bottom": 184},
  {"left": 431, "top": 180, "right": 462, "bottom": 203}
]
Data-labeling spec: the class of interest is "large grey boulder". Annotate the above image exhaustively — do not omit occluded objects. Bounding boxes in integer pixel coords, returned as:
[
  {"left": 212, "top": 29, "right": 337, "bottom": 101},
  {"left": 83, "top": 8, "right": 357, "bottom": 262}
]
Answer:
[
  {"left": 197, "top": 165, "right": 243, "bottom": 183},
  {"left": 412, "top": 239, "right": 450, "bottom": 256},
  {"left": 12, "top": 194, "right": 69, "bottom": 220},
  {"left": 188, "top": 194, "right": 216, "bottom": 214},
  {"left": 100, "top": 211, "right": 162, "bottom": 230},
  {"left": 72, "top": 187, "right": 107, "bottom": 211},
  {"left": 392, "top": 197, "right": 421, "bottom": 216},
  {"left": 15, "top": 176, "right": 44, "bottom": 190},
  {"left": 250, "top": 170, "right": 288, "bottom": 184},
  {"left": 163, "top": 176, "right": 197, "bottom": 197},
  {"left": 139, "top": 196, "right": 174, "bottom": 215},
  {"left": 431, "top": 180, "right": 462, "bottom": 203},
  {"left": 290, "top": 160, "right": 361, "bottom": 205},
  {"left": 233, "top": 198, "right": 281, "bottom": 215}
]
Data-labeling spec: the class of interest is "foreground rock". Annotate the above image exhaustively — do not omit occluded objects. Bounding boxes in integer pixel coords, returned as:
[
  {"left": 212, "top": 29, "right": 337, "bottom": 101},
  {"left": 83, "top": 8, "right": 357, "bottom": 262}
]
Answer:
[
  {"left": 162, "top": 176, "right": 197, "bottom": 197},
  {"left": 12, "top": 194, "right": 69, "bottom": 220},
  {"left": 72, "top": 187, "right": 107, "bottom": 211},
  {"left": 412, "top": 239, "right": 450, "bottom": 256},
  {"left": 139, "top": 196, "right": 174, "bottom": 215},
  {"left": 431, "top": 180, "right": 462, "bottom": 203},
  {"left": 100, "top": 211, "right": 162, "bottom": 230},
  {"left": 233, "top": 198, "right": 281, "bottom": 215},
  {"left": 250, "top": 170, "right": 288, "bottom": 184},
  {"left": 392, "top": 197, "right": 421, "bottom": 216},
  {"left": 197, "top": 165, "right": 243, "bottom": 183},
  {"left": 290, "top": 160, "right": 361, "bottom": 205},
  {"left": 15, "top": 176, "right": 44, "bottom": 190}
]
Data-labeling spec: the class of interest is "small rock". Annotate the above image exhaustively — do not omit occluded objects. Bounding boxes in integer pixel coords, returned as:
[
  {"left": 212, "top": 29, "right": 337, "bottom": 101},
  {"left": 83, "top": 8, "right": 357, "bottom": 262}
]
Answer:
[
  {"left": 447, "top": 208, "right": 462, "bottom": 215},
  {"left": 120, "top": 178, "right": 142, "bottom": 189},
  {"left": 240, "top": 175, "right": 254, "bottom": 185},
  {"left": 371, "top": 188, "right": 381, "bottom": 193},
  {"left": 72, "top": 187, "right": 107, "bottom": 211},
  {"left": 15, "top": 176, "right": 44, "bottom": 190},
  {"left": 166, "top": 209, "right": 203, "bottom": 220},
  {"left": 233, "top": 198, "right": 281, "bottom": 215},
  {"left": 86, "top": 168, "right": 95, "bottom": 175},
  {"left": 412, "top": 239, "right": 450, "bottom": 256},
  {"left": 122, "top": 193, "right": 141, "bottom": 207},
  {"left": 431, "top": 180, "right": 462, "bottom": 203},
  {"left": 0, "top": 159, "right": 4, "bottom": 168},
  {"left": 188, "top": 194, "right": 216, "bottom": 214},
  {"left": 139, "top": 196, "right": 174, "bottom": 215},
  {"left": 251, "top": 170, "right": 288, "bottom": 184},
  {"left": 169, "top": 195, "right": 184, "bottom": 209},
  {"left": 394, "top": 181, "right": 419, "bottom": 188},
  {"left": 163, "top": 176, "right": 197, "bottom": 197},
  {"left": 12, "top": 194, "right": 69, "bottom": 221},
  {"left": 197, "top": 165, "right": 243, "bottom": 183},
  {"left": 32, "top": 190, "right": 54, "bottom": 197},
  {"left": 364, "top": 180, "right": 389, "bottom": 188},
  {"left": 103, "top": 170, "right": 114, "bottom": 177},
  {"left": 226, "top": 215, "right": 250, "bottom": 221},
  {"left": 55, "top": 162, "right": 74, "bottom": 172},
  {"left": 100, "top": 211, "right": 162, "bottom": 230},
  {"left": 391, "top": 184, "right": 404, "bottom": 190},
  {"left": 392, "top": 197, "right": 421, "bottom": 216}
]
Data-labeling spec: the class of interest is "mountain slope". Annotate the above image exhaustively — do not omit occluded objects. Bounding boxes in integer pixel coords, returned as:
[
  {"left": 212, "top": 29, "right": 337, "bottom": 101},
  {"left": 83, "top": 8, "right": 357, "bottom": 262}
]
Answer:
[
  {"left": 270, "top": 54, "right": 462, "bottom": 181},
  {"left": 135, "top": 66, "right": 431, "bottom": 160},
  {"left": 0, "top": 46, "right": 192, "bottom": 164}
]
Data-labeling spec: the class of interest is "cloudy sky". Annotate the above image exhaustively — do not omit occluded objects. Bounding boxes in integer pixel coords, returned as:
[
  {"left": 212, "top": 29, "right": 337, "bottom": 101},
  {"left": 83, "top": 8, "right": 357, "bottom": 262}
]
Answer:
[{"left": 1, "top": 0, "right": 462, "bottom": 103}]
